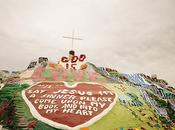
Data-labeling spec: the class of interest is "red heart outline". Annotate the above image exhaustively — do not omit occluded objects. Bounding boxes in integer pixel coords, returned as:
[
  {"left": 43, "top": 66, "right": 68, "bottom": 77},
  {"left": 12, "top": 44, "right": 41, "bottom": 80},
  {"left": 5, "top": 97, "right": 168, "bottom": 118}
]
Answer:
[{"left": 22, "top": 81, "right": 117, "bottom": 130}]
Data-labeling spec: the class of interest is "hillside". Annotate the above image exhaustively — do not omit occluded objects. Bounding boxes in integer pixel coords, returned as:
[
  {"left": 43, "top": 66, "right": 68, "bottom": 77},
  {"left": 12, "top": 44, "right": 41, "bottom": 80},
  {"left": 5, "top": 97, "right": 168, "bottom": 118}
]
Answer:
[{"left": 0, "top": 56, "right": 175, "bottom": 130}]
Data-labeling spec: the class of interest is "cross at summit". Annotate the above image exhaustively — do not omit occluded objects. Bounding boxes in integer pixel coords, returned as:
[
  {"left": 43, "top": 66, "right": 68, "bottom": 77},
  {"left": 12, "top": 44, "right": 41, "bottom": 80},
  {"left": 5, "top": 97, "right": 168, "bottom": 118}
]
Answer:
[{"left": 63, "top": 30, "right": 83, "bottom": 50}]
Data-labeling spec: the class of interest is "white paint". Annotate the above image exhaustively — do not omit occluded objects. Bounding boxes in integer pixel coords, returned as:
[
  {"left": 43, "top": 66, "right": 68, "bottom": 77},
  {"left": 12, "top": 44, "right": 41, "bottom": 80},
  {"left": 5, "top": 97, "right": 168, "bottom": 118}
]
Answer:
[
  {"left": 19, "top": 69, "right": 34, "bottom": 79},
  {"left": 0, "top": 83, "right": 4, "bottom": 90},
  {"left": 22, "top": 81, "right": 117, "bottom": 130},
  {"left": 62, "top": 81, "right": 101, "bottom": 88}
]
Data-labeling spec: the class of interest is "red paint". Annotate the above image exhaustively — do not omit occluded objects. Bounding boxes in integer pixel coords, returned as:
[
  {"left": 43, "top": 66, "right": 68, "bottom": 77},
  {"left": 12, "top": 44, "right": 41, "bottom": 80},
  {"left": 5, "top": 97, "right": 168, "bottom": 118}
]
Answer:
[
  {"left": 51, "top": 71, "right": 58, "bottom": 80},
  {"left": 71, "top": 63, "right": 77, "bottom": 70},
  {"left": 79, "top": 54, "right": 86, "bottom": 62},
  {"left": 31, "top": 66, "right": 45, "bottom": 80},
  {"left": 87, "top": 72, "right": 98, "bottom": 81},
  {"left": 66, "top": 63, "right": 69, "bottom": 69},
  {"left": 31, "top": 67, "right": 106, "bottom": 83},
  {"left": 71, "top": 56, "right": 78, "bottom": 63},
  {"left": 61, "top": 54, "right": 86, "bottom": 70},
  {"left": 24, "top": 82, "right": 116, "bottom": 128},
  {"left": 58, "top": 69, "right": 68, "bottom": 81},
  {"left": 61, "top": 54, "right": 86, "bottom": 63},
  {"left": 71, "top": 69, "right": 85, "bottom": 81},
  {"left": 0, "top": 102, "right": 10, "bottom": 116},
  {"left": 28, "top": 121, "right": 37, "bottom": 128},
  {"left": 6, "top": 77, "right": 20, "bottom": 84},
  {"left": 61, "top": 57, "right": 69, "bottom": 63}
]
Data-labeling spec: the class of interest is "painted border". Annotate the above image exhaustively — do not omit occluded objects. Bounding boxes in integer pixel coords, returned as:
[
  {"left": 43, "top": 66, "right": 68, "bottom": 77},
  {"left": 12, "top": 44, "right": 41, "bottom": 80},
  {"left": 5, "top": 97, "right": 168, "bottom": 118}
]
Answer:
[{"left": 22, "top": 81, "right": 117, "bottom": 130}]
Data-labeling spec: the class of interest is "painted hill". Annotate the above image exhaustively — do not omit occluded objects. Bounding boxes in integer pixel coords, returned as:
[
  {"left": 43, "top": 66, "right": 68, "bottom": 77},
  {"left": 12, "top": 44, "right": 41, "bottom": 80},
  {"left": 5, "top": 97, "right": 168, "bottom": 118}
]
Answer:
[{"left": 0, "top": 56, "right": 175, "bottom": 130}]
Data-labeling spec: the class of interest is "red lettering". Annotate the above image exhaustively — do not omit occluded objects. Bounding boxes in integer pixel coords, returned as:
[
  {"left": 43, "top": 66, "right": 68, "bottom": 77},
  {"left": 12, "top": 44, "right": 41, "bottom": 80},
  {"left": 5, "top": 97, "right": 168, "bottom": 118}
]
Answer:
[
  {"left": 66, "top": 63, "right": 69, "bottom": 69},
  {"left": 61, "top": 57, "right": 69, "bottom": 63},
  {"left": 61, "top": 54, "right": 86, "bottom": 70},
  {"left": 79, "top": 54, "right": 86, "bottom": 62},
  {"left": 71, "top": 64, "right": 77, "bottom": 70},
  {"left": 71, "top": 56, "right": 78, "bottom": 63}
]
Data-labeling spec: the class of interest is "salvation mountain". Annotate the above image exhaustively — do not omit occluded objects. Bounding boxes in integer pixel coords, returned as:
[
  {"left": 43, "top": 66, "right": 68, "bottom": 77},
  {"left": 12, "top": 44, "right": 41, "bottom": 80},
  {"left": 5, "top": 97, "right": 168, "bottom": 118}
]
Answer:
[{"left": 0, "top": 53, "right": 175, "bottom": 130}]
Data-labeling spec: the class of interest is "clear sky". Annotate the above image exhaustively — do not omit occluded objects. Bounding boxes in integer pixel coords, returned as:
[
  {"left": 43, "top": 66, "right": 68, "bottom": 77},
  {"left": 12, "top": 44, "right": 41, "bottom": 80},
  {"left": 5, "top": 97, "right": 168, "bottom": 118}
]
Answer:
[{"left": 0, "top": 0, "right": 175, "bottom": 85}]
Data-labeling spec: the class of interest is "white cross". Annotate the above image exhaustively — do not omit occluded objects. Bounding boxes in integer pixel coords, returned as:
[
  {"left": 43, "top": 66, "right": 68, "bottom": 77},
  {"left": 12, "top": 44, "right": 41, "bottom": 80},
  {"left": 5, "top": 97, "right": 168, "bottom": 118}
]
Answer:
[{"left": 63, "top": 30, "right": 83, "bottom": 50}]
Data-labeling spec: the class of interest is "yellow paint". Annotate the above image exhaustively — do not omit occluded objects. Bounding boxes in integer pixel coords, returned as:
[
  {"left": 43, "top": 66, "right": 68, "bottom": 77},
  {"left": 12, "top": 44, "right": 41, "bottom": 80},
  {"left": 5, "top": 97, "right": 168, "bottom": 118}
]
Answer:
[{"left": 133, "top": 128, "right": 139, "bottom": 130}]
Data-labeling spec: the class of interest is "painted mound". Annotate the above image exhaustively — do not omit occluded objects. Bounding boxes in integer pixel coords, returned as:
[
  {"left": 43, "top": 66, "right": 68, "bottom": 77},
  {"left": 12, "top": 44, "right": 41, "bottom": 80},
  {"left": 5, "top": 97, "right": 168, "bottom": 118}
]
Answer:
[{"left": 0, "top": 56, "right": 175, "bottom": 130}]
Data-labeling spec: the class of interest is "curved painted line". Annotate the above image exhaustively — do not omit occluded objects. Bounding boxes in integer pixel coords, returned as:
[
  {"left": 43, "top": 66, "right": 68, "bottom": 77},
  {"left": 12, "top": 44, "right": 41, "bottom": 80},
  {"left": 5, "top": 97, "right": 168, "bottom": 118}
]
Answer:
[{"left": 22, "top": 81, "right": 117, "bottom": 130}]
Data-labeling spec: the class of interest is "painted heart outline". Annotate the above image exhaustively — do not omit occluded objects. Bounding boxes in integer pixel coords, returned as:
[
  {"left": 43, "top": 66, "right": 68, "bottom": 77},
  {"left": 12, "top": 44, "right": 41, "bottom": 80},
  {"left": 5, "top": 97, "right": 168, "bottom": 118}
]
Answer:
[{"left": 22, "top": 81, "right": 117, "bottom": 130}]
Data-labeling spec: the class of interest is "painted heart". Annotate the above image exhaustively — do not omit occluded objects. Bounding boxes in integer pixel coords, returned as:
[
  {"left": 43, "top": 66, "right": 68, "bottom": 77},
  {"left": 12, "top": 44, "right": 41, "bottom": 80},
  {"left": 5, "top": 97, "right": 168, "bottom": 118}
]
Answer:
[{"left": 22, "top": 82, "right": 117, "bottom": 130}]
